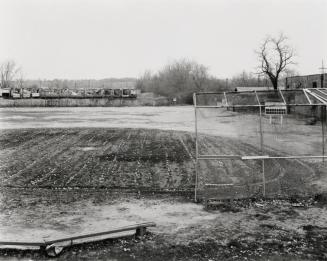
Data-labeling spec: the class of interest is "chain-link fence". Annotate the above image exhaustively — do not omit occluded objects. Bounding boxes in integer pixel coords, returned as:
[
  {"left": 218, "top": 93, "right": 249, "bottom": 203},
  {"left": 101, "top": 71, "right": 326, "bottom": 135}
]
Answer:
[{"left": 194, "top": 89, "right": 327, "bottom": 202}]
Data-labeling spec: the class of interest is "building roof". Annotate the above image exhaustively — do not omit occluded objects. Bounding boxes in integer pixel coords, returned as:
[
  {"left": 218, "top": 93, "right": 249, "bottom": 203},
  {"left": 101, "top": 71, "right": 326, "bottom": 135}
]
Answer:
[
  {"left": 195, "top": 88, "right": 327, "bottom": 107},
  {"left": 237, "top": 86, "right": 286, "bottom": 92},
  {"left": 286, "top": 73, "right": 327, "bottom": 79},
  {"left": 305, "top": 88, "right": 327, "bottom": 104}
]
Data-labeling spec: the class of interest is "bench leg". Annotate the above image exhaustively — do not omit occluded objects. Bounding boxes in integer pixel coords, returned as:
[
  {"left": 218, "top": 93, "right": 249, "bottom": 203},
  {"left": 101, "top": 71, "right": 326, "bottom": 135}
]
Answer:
[
  {"left": 136, "top": 227, "right": 146, "bottom": 238},
  {"left": 205, "top": 198, "right": 208, "bottom": 210},
  {"left": 45, "top": 244, "right": 64, "bottom": 257},
  {"left": 204, "top": 193, "right": 209, "bottom": 210}
]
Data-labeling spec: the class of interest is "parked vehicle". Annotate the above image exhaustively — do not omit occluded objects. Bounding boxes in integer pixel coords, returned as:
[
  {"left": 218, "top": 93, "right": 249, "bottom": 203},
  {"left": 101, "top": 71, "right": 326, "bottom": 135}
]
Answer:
[
  {"left": 104, "top": 89, "right": 113, "bottom": 96},
  {"left": 31, "top": 89, "right": 40, "bottom": 98},
  {"left": 12, "top": 92, "right": 21, "bottom": 98},
  {"left": 113, "top": 89, "right": 123, "bottom": 98},
  {"left": 1, "top": 87, "right": 138, "bottom": 99},
  {"left": 122, "top": 89, "right": 131, "bottom": 98},
  {"left": 0, "top": 88, "right": 11, "bottom": 98},
  {"left": 22, "top": 89, "right": 31, "bottom": 98},
  {"left": 130, "top": 89, "right": 137, "bottom": 98}
]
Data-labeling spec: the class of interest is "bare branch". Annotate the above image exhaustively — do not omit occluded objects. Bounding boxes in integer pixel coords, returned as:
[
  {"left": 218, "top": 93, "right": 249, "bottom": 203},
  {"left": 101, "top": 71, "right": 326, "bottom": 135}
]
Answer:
[
  {"left": 0, "top": 60, "right": 22, "bottom": 89},
  {"left": 256, "top": 33, "right": 296, "bottom": 89}
]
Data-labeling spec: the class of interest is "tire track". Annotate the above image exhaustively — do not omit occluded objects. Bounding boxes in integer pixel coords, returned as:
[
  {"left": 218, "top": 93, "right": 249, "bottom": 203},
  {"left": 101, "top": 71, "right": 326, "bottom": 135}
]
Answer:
[
  {"left": 17, "top": 129, "right": 92, "bottom": 186},
  {"left": 2, "top": 132, "right": 76, "bottom": 184}
]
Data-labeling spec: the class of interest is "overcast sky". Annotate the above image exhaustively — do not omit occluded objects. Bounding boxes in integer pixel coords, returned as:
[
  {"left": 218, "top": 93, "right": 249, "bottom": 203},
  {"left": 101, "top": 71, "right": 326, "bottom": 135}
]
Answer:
[{"left": 0, "top": 0, "right": 326, "bottom": 79}]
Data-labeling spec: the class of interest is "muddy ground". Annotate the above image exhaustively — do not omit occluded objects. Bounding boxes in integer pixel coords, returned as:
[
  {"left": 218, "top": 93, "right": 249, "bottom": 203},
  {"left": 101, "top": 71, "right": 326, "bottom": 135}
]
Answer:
[
  {"left": 0, "top": 128, "right": 326, "bottom": 260},
  {"left": 0, "top": 128, "right": 323, "bottom": 196},
  {"left": 0, "top": 128, "right": 195, "bottom": 190},
  {"left": 0, "top": 190, "right": 327, "bottom": 260},
  {"left": 0, "top": 107, "right": 326, "bottom": 260}
]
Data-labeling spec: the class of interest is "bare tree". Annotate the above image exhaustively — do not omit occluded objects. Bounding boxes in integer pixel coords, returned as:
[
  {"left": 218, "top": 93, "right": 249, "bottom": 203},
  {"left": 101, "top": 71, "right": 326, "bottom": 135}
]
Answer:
[
  {"left": 159, "top": 59, "right": 209, "bottom": 93},
  {"left": 231, "top": 71, "right": 268, "bottom": 87},
  {"left": 135, "top": 70, "right": 153, "bottom": 92},
  {"left": 257, "top": 33, "right": 295, "bottom": 90},
  {"left": 16, "top": 70, "right": 24, "bottom": 89},
  {"left": 0, "top": 60, "right": 21, "bottom": 89},
  {"left": 190, "top": 63, "right": 208, "bottom": 91},
  {"left": 136, "top": 58, "right": 228, "bottom": 103}
]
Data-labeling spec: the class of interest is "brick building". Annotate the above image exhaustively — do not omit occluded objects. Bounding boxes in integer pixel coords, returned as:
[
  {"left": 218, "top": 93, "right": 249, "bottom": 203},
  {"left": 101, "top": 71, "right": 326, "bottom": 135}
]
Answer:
[{"left": 285, "top": 73, "right": 327, "bottom": 89}]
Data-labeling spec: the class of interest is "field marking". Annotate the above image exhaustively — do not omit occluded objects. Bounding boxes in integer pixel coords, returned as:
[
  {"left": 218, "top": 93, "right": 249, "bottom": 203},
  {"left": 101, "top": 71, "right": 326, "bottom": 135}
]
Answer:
[{"left": 179, "top": 137, "right": 195, "bottom": 164}]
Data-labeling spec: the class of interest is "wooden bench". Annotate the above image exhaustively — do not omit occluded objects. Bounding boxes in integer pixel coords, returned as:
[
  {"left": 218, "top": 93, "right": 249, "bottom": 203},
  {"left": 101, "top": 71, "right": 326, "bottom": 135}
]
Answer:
[{"left": 0, "top": 222, "right": 156, "bottom": 257}]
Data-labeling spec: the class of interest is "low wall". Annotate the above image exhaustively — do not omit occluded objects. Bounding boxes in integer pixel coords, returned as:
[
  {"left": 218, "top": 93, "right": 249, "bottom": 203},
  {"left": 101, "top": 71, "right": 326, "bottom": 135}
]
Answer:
[
  {"left": 232, "top": 105, "right": 326, "bottom": 122},
  {"left": 0, "top": 97, "right": 171, "bottom": 107},
  {"left": 291, "top": 105, "right": 326, "bottom": 120}
]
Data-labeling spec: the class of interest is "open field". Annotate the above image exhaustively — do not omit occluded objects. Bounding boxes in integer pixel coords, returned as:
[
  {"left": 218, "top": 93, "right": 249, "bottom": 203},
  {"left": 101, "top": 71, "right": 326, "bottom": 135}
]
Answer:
[
  {"left": 0, "top": 107, "right": 194, "bottom": 131},
  {"left": 0, "top": 107, "right": 326, "bottom": 260},
  {"left": 0, "top": 128, "right": 324, "bottom": 197},
  {"left": 0, "top": 106, "right": 324, "bottom": 157}
]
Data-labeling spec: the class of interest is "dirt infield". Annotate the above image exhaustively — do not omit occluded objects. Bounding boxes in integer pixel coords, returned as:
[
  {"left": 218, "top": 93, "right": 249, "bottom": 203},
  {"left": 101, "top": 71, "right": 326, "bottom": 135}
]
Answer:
[
  {"left": 0, "top": 128, "right": 323, "bottom": 197},
  {"left": 0, "top": 128, "right": 195, "bottom": 190}
]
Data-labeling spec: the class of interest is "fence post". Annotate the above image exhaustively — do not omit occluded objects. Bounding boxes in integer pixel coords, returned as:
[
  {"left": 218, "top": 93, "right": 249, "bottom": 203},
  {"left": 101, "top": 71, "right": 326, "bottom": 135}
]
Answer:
[
  {"left": 262, "top": 159, "right": 266, "bottom": 197},
  {"left": 193, "top": 93, "right": 199, "bottom": 202},
  {"left": 258, "top": 101, "right": 266, "bottom": 197},
  {"left": 322, "top": 105, "right": 326, "bottom": 162}
]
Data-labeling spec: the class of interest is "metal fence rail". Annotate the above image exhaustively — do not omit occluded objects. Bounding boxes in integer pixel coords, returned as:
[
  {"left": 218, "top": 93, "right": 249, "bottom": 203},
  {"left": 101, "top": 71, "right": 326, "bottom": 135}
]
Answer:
[{"left": 193, "top": 89, "right": 327, "bottom": 202}]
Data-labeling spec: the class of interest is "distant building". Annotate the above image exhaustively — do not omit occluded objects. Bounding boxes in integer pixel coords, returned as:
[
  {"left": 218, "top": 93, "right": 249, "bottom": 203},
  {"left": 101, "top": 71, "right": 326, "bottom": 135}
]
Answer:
[
  {"left": 285, "top": 73, "right": 327, "bottom": 89},
  {"left": 236, "top": 86, "right": 283, "bottom": 92}
]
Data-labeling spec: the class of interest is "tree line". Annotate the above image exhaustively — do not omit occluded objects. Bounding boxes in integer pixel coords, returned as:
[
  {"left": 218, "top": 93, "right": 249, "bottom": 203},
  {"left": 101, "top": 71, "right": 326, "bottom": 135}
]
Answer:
[
  {"left": 136, "top": 34, "right": 296, "bottom": 103},
  {"left": 136, "top": 59, "right": 230, "bottom": 104},
  {"left": 1, "top": 33, "right": 296, "bottom": 103}
]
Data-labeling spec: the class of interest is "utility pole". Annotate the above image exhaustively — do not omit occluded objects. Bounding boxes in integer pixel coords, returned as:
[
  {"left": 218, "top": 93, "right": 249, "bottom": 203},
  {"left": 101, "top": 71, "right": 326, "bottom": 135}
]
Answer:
[
  {"left": 319, "top": 60, "right": 326, "bottom": 74},
  {"left": 319, "top": 60, "right": 327, "bottom": 88},
  {"left": 242, "top": 71, "right": 245, "bottom": 87}
]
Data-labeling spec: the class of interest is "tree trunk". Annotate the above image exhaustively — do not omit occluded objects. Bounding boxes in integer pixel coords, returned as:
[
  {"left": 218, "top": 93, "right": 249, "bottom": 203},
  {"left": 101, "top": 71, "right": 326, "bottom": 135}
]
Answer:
[
  {"left": 272, "top": 80, "right": 278, "bottom": 90},
  {"left": 269, "top": 77, "right": 278, "bottom": 90}
]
